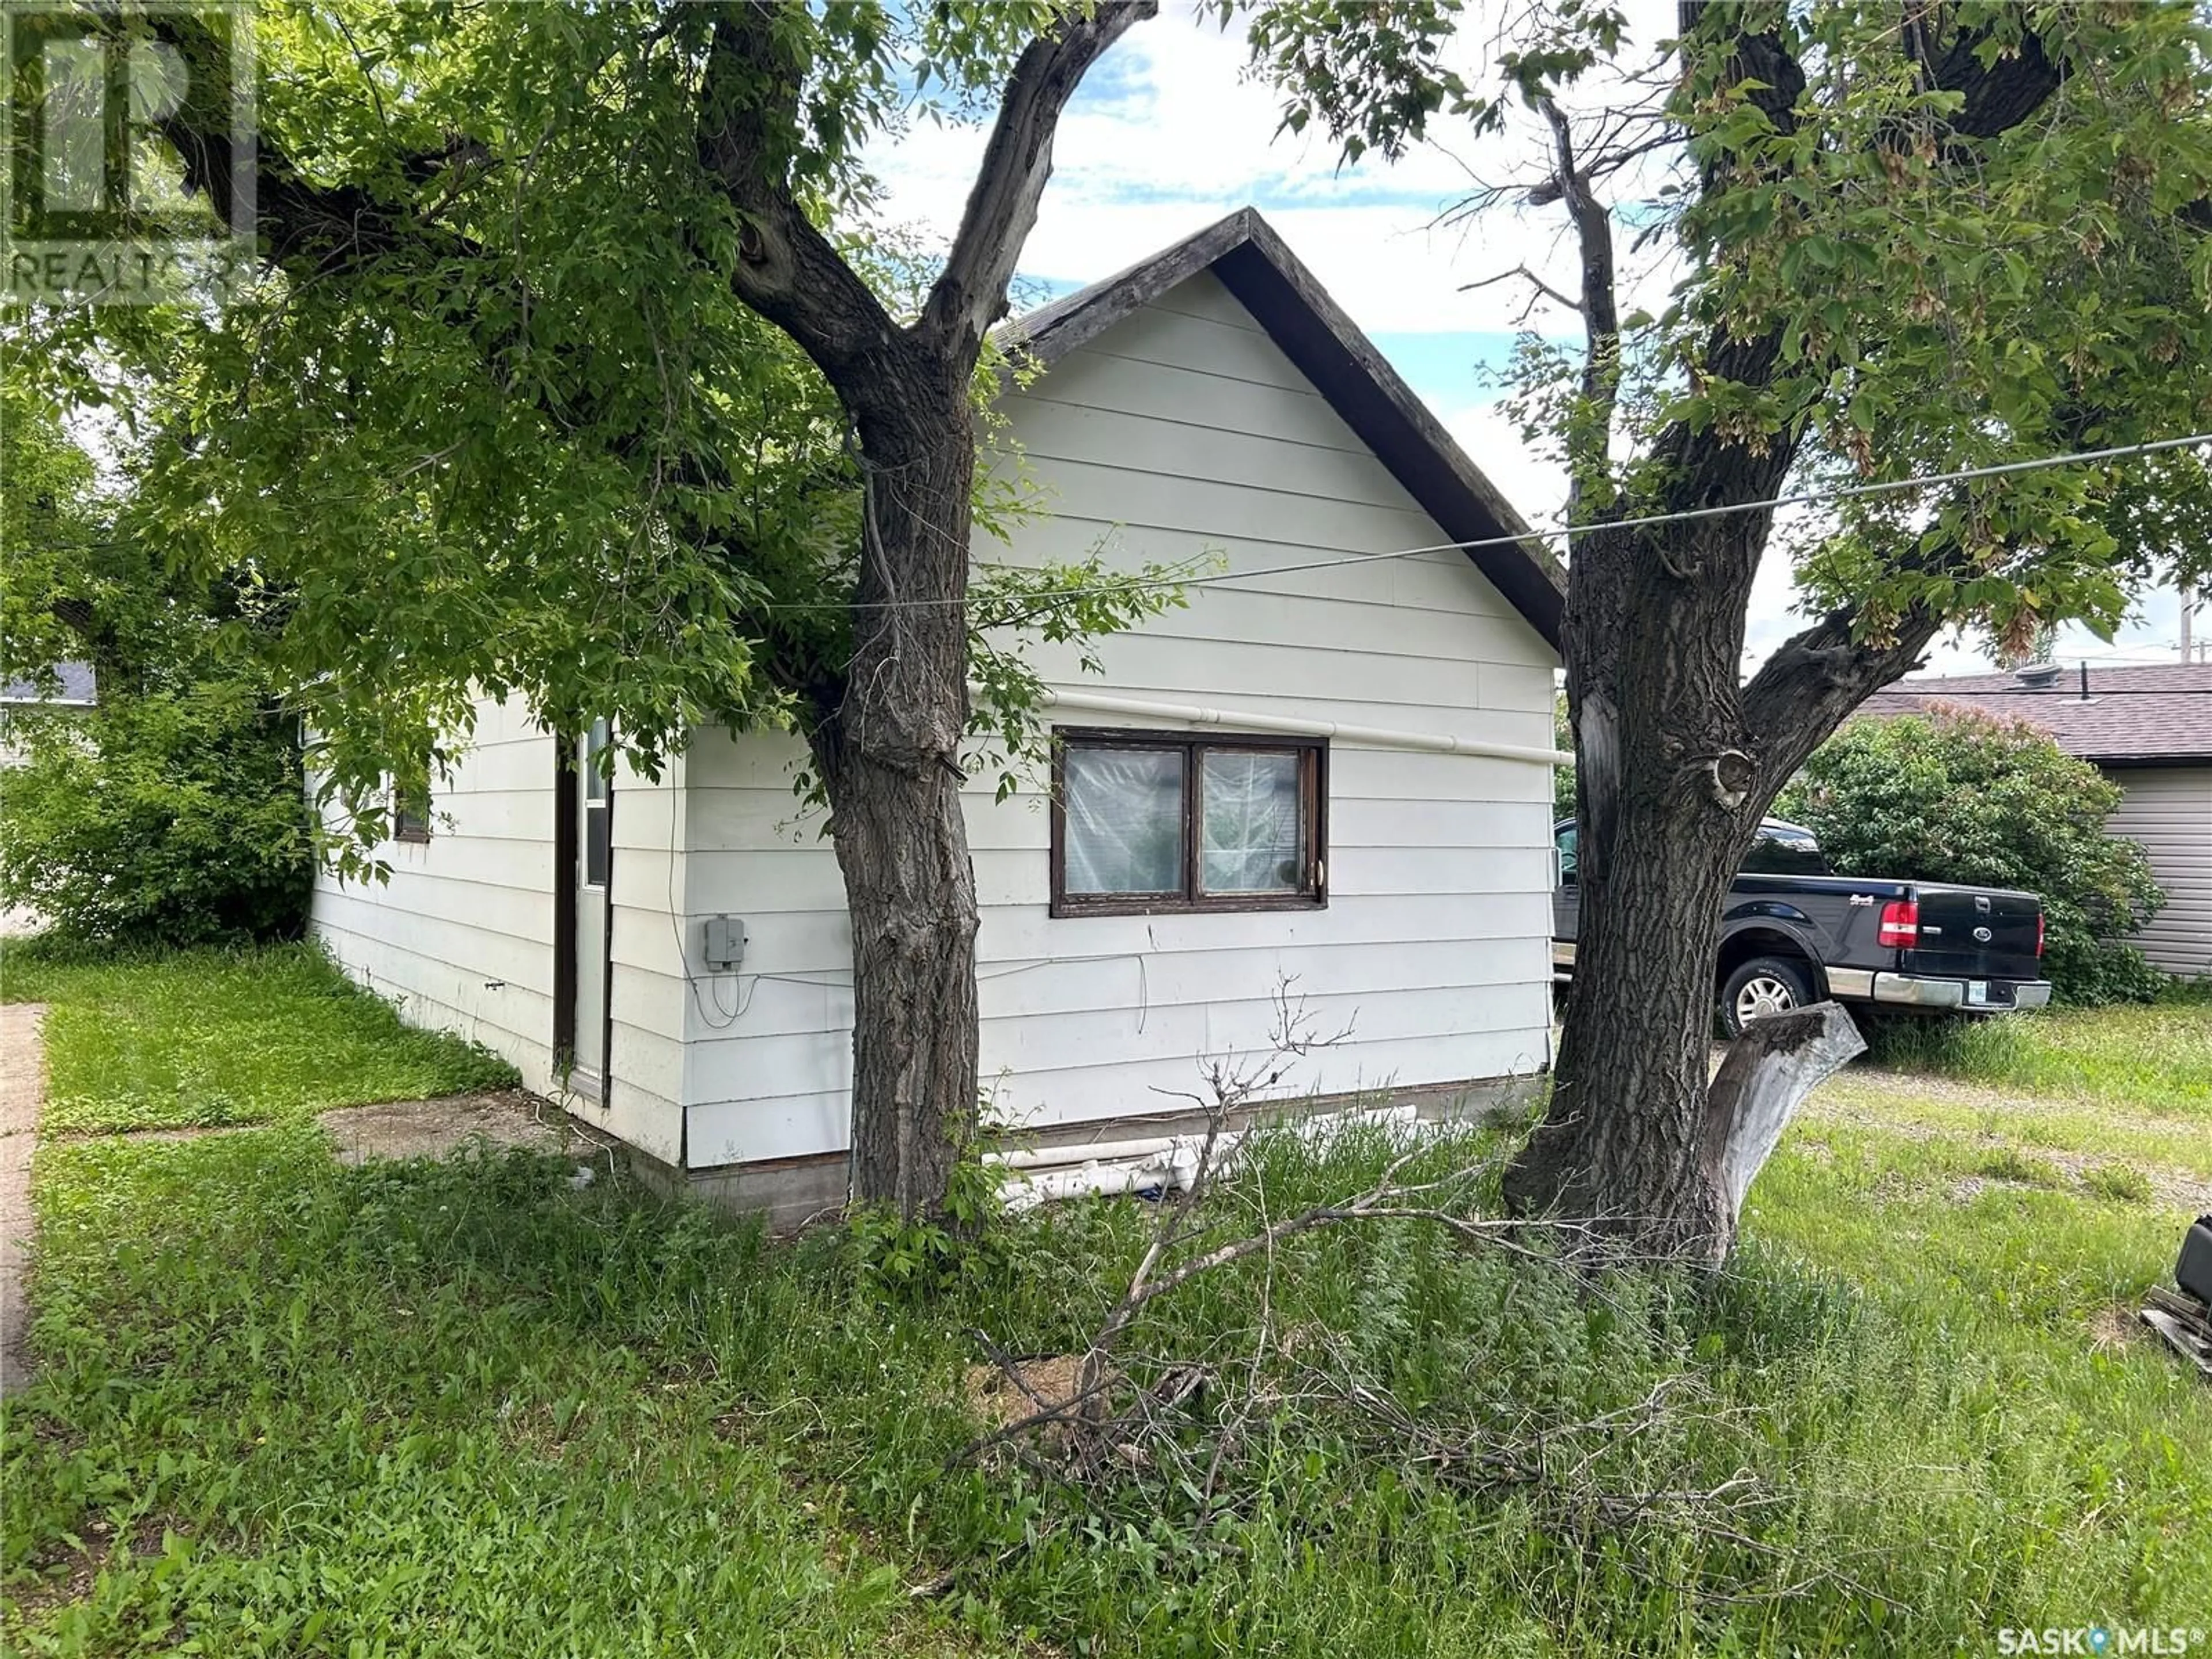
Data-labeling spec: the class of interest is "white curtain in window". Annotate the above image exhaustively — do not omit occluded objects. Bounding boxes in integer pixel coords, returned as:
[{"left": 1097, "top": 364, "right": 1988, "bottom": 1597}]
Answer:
[
  {"left": 1202, "top": 751, "right": 1301, "bottom": 892},
  {"left": 1065, "top": 747, "right": 1184, "bottom": 894}
]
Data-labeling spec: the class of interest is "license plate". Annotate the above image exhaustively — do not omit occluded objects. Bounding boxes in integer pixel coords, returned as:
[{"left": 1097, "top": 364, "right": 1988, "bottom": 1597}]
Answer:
[{"left": 1967, "top": 980, "right": 1989, "bottom": 1006}]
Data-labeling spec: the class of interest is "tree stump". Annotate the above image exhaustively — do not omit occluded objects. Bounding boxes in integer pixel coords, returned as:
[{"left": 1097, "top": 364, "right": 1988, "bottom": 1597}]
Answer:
[{"left": 1699, "top": 1001, "right": 1865, "bottom": 1235}]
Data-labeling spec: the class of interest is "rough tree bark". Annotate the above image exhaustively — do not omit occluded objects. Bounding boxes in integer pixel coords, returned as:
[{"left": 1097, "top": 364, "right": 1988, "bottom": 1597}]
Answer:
[
  {"left": 696, "top": 2, "right": 1155, "bottom": 1214},
  {"left": 806, "top": 362, "right": 985, "bottom": 1218},
  {"left": 153, "top": 0, "right": 1156, "bottom": 1218},
  {"left": 1500, "top": 6, "right": 2067, "bottom": 1261}
]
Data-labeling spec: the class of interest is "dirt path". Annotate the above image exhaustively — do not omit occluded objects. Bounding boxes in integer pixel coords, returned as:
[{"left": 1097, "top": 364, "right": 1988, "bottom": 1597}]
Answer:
[
  {"left": 1, "top": 1004, "right": 47, "bottom": 1398},
  {"left": 1800, "top": 1062, "right": 2212, "bottom": 1211},
  {"left": 319, "top": 1090, "right": 594, "bottom": 1165}
]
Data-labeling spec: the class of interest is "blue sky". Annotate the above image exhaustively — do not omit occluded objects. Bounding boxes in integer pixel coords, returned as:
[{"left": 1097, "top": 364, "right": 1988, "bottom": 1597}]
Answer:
[{"left": 869, "top": 7, "right": 2199, "bottom": 676}]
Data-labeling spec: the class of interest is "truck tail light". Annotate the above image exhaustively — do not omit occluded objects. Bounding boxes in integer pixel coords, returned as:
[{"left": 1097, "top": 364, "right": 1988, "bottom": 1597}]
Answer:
[
  {"left": 1877, "top": 899, "right": 1918, "bottom": 949},
  {"left": 2036, "top": 911, "right": 2045, "bottom": 957}
]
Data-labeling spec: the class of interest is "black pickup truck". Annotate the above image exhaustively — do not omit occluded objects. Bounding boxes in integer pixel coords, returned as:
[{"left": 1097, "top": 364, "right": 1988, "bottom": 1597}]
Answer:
[{"left": 1552, "top": 818, "right": 2053, "bottom": 1036}]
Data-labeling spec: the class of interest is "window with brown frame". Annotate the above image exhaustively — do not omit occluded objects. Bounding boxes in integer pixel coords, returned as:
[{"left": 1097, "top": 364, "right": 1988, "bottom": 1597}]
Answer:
[
  {"left": 392, "top": 781, "right": 432, "bottom": 844},
  {"left": 1050, "top": 728, "right": 1326, "bottom": 916}
]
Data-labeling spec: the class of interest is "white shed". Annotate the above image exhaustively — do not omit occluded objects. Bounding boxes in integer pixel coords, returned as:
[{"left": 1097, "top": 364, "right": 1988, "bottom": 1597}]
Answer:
[{"left": 311, "top": 210, "right": 1569, "bottom": 1218}]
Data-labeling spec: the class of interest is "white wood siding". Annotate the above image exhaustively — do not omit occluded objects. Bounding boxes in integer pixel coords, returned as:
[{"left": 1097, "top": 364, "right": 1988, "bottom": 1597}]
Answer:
[
  {"left": 676, "top": 271, "right": 1558, "bottom": 1168},
  {"left": 2107, "top": 766, "right": 2212, "bottom": 979},
  {"left": 596, "top": 757, "right": 690, "bottom": 1165},
  {"left": 310, "top": 692, "right": 562, "bottom": 1089},
  {"left": 309, "top": 692, "right": 688, "bottom": 1160}
]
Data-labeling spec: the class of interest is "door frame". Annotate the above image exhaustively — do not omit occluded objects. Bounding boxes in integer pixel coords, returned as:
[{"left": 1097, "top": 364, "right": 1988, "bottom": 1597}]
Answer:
[
  {"left": 552, "top": 732, "right": 615, "bottom": 1094},
  {"left": 553, "top": 737, "right": 578, "bottom": 1066}
]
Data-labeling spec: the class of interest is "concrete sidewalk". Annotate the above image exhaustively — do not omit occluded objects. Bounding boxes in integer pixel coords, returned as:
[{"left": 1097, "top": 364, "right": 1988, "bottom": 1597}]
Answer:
[{"left": 1, "top": 1003, "right": 46, "bottom": 1397}]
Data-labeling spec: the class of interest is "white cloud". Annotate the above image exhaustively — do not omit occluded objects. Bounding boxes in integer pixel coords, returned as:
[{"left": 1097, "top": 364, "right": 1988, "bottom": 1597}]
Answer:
[
  {"left": 867, "top": 6, "right": 1673, "bottom": 335},
  {"left": 868, "top": 5, "right": 2199, "bottom": 681},
  {"left": 1437, "top": 397, "right": 1566, "bottom": 528}
]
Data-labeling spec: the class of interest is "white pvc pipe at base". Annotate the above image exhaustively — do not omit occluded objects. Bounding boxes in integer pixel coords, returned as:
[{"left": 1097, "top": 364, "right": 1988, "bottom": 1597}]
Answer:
[
  {"left": 1001, "top": 1149, "right": 1195, "bottom": 1211},
  {"left": 994, "top": 1103, "right": 1422, "bottom": 1210},
  {"left": 988, "top": 1132, "right": 1185, "bottom": 1171}
]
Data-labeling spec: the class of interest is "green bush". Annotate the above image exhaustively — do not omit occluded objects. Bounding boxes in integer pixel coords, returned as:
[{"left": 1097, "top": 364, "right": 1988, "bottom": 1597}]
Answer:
[
  {"left": 0, "top": 676, "right": 314, "bottom": 946},
  {"left": 1777, "top": 707, "right": 2165, "bottom": 1005}
]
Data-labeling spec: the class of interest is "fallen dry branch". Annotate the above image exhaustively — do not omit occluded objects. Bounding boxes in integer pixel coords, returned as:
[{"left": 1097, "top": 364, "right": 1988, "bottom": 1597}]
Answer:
[{"left": 953, "top": 994, "right": 1906, "bottom": 1625}]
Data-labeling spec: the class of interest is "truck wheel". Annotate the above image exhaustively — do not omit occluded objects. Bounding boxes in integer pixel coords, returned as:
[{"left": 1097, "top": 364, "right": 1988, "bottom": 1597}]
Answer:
[{"left": 1719, "top": 956, "right": 1816, "bottom": 1037}]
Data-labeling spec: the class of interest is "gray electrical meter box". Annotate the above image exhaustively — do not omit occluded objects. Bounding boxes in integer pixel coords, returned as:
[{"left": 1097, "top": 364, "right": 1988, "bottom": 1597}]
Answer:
[{"left": 702, "top": 915, "right": 747, "bottom": 973}]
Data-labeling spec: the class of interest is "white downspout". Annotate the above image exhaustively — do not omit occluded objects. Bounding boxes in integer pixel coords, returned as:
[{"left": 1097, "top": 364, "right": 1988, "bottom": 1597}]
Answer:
[{"left": 1032, "top": 687, "right": 1571, "bottom": 766}]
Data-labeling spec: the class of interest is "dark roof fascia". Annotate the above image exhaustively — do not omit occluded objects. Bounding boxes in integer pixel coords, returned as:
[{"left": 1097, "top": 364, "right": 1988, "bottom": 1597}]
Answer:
[{"left": 999, "top": 209, "right": 1566, "bottom": 652}]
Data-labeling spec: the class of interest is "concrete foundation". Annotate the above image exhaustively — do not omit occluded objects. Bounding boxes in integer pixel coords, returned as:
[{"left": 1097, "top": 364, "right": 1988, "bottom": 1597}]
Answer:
[{"left": 610, "top": 1072, "right": 1547, "bottom": 1233}]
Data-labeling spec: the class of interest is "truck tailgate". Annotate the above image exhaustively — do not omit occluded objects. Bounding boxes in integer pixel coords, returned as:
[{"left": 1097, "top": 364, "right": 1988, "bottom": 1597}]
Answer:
[{"left": 1904, "top": 886, "right": 2042, "bottom": 983}]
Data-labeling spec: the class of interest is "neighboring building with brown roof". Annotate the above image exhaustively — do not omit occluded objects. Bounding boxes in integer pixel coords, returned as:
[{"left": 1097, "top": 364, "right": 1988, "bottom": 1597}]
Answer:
[{"left": 1858, "top": 664, "right": 2212, "bottom": 979}]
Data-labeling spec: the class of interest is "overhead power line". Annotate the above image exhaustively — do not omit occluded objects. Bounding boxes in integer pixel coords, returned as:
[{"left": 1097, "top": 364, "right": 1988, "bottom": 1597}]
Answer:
[
  {"left": 23, "top": 429, "right": 2211, "bottom": 619},
  {"left": 765, "top": 426, "right": 2212, "bottom": 615}
]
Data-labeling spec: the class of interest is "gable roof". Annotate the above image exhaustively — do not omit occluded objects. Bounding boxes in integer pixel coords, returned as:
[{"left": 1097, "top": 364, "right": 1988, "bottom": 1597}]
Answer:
[
  {"left": 998, "top": 208, "right": 1566, "bottom": 653},
  {"left": 1858, "top": 662, "right": 2212, "bottom": 766}
]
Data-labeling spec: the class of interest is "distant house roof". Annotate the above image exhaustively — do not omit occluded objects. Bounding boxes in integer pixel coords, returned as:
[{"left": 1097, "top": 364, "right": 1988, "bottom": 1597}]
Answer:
[
  {"left": 998, "top": 207, "right": 1566, "bottom": 653},
  {"left": 0, "top": 661, "right": 97, "bottom": 707},
  {"left": 1858, "top": 662, "right": 2212, "bottom": 766}
]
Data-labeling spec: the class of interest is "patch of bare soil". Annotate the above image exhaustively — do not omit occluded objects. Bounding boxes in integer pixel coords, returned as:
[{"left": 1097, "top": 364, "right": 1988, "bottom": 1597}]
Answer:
[
  {"left": 963, "top": 1354, "right": 1099, "bottom": 1431},
  {"left": 2041, "top": 1149, "right": 2212, "bottom": 1213},
  {"left": 320, "top": 1089, "right": 602, "bottom": 1165},
  {"left": 1801, "top": 1076, "right": 1994, "bottom": 1135},
  {"left": 95, "top": 1124, "right": 257, "bottom": 1143},
  {"left": 1937, "top": 1162, "right": 2212, "bottom": 1211},
  {"left": 2088, "top": 1305, "right": 2150, "bottom": 1355},
  {"left": 960, "top": 1354, "right": 1135, "bottom": 1464},
  {"left": 3, "top": 1513, "right": 186, "bottom": 1623},
  {"left": 1936, "top": 1152, "right": 2211, "bottom": 1212},
  {"left": 3, "top": 1544, "right": 99, "bottom": 1623}
]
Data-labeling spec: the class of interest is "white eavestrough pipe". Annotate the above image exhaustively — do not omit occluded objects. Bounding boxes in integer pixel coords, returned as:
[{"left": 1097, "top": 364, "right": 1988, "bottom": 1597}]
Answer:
[
  {"left": 989, "top": 1132, "right": 1187, "bottom": 1171},
  {"left": 995, "top": 1104, "right": 1421, "bottom": 1210},
  {"left": 1031, "top": 687, "right": 1571, "bottom": 767},
  {"left": 1001, "top": 1150, "right": 1198, "bottom": 1211}
]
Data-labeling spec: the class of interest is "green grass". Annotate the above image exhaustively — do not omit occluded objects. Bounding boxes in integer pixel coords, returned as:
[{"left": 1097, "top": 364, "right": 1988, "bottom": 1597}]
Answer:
[
  {"left": 3, "top": 1132, "right": 980, "bottom": 1657},
  {"left": 0, "top": 941, "right": 517, "bottom": 1133},
  {"left": 2081, "top": 1163, "right": 2156, "bottom": 1204},
  {"left": 1861, "top": 999, "right": 2212, "bottom": 1113},
  {"left": 1969, "top": 1146, "right": 2067, "bottom": 1188},
  {"left": 1816, "top": 1086, "right": 2212, "bottom": 1183},
  {"left": 4, "top": 951, "right": 2210, "bottom": 1654}
]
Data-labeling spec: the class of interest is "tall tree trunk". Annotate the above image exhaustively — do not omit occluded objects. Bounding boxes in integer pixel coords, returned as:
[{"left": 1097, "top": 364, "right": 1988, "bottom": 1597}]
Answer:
[
  {"left": 1503, "top": 517, "right": 1773, "bottom": 1262},
  {"left": 1504, "top": 490, "right": 1946, "bottom": 1259},
  {"left": 688, "top": 1, "right": 1154, "bottom": 1219},
  {"left": 810, "top": 368, "right": 983, "bottom": 1218}
]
